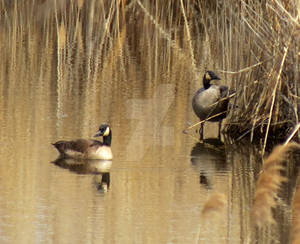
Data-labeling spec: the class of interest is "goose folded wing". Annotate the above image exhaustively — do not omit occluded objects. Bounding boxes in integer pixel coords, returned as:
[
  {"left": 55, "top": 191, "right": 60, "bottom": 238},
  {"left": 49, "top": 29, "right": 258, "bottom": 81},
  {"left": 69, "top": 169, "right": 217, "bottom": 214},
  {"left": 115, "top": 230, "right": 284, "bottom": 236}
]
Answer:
[
  {"left": 219, "top": 85, "right": 235, "bottom": 98},
  {"left": 70, "top": 139, "right": 102, "bottom": 153}
]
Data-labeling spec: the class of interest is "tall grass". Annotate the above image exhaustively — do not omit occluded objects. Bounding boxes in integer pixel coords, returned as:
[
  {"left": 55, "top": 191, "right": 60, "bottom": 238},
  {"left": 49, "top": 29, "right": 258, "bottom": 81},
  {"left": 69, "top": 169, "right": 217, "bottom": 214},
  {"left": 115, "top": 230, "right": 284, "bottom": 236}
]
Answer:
[
  {"left": 0, "top": 0, "right": 299, "bottom": 141},
  {"left": 214, "top": 1, "right": 300, "bottom": 144}
]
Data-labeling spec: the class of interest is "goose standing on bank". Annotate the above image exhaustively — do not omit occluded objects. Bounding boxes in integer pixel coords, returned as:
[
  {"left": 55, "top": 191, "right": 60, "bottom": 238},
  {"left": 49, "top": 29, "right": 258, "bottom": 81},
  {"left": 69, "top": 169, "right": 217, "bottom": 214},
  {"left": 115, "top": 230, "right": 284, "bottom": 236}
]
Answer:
[
  {"left": 192, "top": 71, "right": 234, "bottom": 140},
  {"left": 52, "top": 124, "right": 113, "bottom": 160}
]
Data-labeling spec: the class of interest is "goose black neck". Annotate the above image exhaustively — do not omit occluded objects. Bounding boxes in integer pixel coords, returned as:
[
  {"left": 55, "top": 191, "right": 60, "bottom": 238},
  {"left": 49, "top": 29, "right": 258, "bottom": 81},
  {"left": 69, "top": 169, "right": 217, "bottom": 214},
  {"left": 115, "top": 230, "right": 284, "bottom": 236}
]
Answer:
[
  {"left": 203, "top": 76, "right": 211, "bottom": 89},
  {"left": 103, "top": 131, "right": 112, "bottom": 146}
]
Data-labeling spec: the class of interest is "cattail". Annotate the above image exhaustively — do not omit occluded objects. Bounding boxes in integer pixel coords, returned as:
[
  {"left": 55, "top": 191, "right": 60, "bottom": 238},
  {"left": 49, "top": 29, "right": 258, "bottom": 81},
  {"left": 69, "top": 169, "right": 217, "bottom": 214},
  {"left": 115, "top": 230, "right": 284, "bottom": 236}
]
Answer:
[
  {"left": 201, "top": 193, "right": 226, "bottom": 218},
  {"left": 252, "top": 143, "right": 300, "bottom": 227}
]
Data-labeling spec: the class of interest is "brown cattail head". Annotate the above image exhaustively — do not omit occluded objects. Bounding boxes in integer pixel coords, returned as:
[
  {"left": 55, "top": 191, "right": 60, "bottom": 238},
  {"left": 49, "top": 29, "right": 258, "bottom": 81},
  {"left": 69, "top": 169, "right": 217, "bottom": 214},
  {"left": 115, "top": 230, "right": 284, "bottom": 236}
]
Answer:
[{"left": 252, "top": 143, "right": 300, "bottom": 227}]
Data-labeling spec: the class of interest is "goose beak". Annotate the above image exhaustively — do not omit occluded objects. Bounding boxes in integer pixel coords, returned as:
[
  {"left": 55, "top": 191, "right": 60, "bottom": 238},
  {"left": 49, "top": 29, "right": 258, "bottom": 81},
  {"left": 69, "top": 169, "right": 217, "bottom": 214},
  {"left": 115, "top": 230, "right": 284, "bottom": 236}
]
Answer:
[{"left": 94, "top": 131, "right": 103, "bottom": 137}]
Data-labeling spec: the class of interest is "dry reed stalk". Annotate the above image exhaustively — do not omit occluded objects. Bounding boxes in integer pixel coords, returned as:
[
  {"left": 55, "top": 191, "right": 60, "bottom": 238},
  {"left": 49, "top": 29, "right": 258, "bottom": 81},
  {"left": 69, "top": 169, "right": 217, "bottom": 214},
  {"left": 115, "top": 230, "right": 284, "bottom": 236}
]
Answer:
[
  {"left": 101, "top": 26, "right": 126, "bottom": 73},
  {"left": 58, "top": 22, "right": 66, "bottom": 49},
  {"left": 73, "top": 0, "right": 84, "bottom": 42},
  {"left": 76, "top": 24, "right": 83, "bottom": 53},
  {"left": 77, "top": 0, "right": 85, "bottom": 10},
  {"left": 219, "top": 56, "right": 275, "bottom": 75},
  {"left": 262, "top": 42, "right": 291, "bottom": 155},
  {"left": 208, "top": 93, "right": 236, "bottom": 108},
  {"left": 179, "top": 0, "right": 196, "bottom": 73},
  {"left": 136, "top": 0, "right": 194, "bottom": 71},
  {"left": 183, "top": 111, "right": 227, "bottom": 133},
  {"left": 252, "top": 143, "right": 300, "bottom": 227},
  {"left": 218, "top": 0, "right": 300, "bottom": 140},
  {"left": 292, "top": 173, "right": 300, "bottom": 244},
  {"left": 201, "top": 193, "right": 226, "bottom": 218},
  {"left": 285, "top": 123, "right": 300, "bottom": 145}
]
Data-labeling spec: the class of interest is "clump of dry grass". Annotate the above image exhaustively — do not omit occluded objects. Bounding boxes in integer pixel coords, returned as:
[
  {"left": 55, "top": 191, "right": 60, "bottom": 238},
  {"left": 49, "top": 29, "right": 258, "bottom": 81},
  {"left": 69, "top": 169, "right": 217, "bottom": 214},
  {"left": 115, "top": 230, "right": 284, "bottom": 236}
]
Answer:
[
  {"left": 292, "top": 173, "right": 300, "bottom": 244},
  {"left": 201, "top": 193, "right": 226, "bottom": 218},
  {"left": 221, "top": 0, "right": 300, "bottom": 142},
  {"left": 252, "top": 142, "right": 300, "bottom": 227}
]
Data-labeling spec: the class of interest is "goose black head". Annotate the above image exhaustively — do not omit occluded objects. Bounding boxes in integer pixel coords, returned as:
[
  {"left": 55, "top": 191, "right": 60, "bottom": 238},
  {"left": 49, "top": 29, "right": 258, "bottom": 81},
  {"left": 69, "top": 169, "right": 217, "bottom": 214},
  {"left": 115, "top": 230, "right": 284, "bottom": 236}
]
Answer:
[
  {"left": 94, "top": 124, "right": 111, "bottom": 137},
  {"left": 203, "top": 71, "right": 221, "bottom": 89}
]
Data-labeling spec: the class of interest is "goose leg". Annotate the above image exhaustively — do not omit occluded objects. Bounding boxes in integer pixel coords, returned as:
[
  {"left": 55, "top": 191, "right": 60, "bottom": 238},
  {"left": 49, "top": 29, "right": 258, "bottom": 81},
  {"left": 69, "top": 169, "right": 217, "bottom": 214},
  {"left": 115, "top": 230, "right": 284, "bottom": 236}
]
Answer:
[
  {"left": 218, "top": 121, "right": 222, "bottom": 139},
  {"left": 200, "top": 123, "right": 204, "bottom": 140}
]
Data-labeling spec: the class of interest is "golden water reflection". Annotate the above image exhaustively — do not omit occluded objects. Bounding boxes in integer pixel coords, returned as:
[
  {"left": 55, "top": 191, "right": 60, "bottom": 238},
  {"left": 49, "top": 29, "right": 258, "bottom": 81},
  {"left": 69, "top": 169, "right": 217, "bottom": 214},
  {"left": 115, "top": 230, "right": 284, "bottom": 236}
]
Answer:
[{"left": 0, "top": 96, "right": 296, "bottom": 244}]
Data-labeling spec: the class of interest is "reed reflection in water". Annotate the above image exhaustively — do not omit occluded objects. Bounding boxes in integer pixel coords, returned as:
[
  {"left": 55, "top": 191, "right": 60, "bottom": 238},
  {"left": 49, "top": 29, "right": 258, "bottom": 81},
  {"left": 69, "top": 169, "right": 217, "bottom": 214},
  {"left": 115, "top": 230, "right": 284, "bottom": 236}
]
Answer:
[{"left": 0, "top": 72, "right": 298, "bottom": 243}]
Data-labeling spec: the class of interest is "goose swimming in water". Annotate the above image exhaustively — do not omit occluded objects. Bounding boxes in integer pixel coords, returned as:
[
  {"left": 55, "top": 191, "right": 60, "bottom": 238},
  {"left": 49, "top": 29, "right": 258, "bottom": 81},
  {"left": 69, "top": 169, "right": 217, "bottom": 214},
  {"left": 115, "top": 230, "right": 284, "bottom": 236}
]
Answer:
[
  {"left": 52, "top": 124, "right": 113, "bottom": 160},
  {"left": 192, "top": 71, "right": 234, "bottom": 140}
]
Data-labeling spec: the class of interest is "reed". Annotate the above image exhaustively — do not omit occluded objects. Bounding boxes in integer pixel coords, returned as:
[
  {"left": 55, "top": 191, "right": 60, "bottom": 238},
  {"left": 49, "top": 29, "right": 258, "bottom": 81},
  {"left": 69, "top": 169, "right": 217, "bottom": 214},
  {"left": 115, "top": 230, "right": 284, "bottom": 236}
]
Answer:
[
  {"left": 218, "top": 0, "right": 300, "bottom": 142},
  {"left": 77, "top": 0, "right": 85, "bottom": 10},
  {"left": 252, "top": 143, "right": 300, "bottom": 227},
  {"left": 0, "top": 1, "right": 299, "bottom": 141},
  {"left": 58, "top": 22, "right": 66, "bottom": 50}
]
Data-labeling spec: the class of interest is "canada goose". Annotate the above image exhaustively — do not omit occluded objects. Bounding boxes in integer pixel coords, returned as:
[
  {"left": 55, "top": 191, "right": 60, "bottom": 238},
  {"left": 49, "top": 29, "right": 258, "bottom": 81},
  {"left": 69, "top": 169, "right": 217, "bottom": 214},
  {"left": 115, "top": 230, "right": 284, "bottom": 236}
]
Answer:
[
  {"left": 52, "top": 124, "right": 113, "bottom": 160},
  {"left": 192, "top": 71, "right": 234, "bottom": 140}
]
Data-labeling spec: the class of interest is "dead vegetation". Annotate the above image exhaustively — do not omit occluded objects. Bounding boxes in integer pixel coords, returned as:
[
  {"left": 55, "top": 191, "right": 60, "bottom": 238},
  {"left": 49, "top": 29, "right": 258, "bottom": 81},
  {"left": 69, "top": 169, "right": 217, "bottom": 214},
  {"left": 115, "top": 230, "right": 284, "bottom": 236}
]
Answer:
[
  {"left": 252, "top": 142, "right": 300, "bottom": 227},
  {"left": 216, "top": 0, "right": 300, "bottom": 144},
  {"left": 0, "top": 1, "right": 299, "bottom": 143}
]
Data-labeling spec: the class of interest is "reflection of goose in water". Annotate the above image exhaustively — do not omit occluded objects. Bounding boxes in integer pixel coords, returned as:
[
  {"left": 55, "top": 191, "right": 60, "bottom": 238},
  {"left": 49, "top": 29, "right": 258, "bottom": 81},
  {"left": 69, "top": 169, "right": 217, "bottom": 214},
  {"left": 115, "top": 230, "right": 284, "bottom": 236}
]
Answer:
[
  {"left": 51, "top": 158, "right": 112, "bottom": 192},
  {"left": 190, "top": 138, "right": 227, "bottom": 189}
]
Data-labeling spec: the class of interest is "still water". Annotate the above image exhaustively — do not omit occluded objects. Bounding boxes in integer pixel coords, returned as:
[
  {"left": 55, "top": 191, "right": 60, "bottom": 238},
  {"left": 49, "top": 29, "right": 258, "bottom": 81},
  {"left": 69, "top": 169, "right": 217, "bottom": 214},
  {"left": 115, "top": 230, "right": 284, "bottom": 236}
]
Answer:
[
  {"left": 0, "top": 64, "right": 296, "bottom": 243},
  {"left": 0, "top": 6, "right": 297, "bottom": 244}
]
